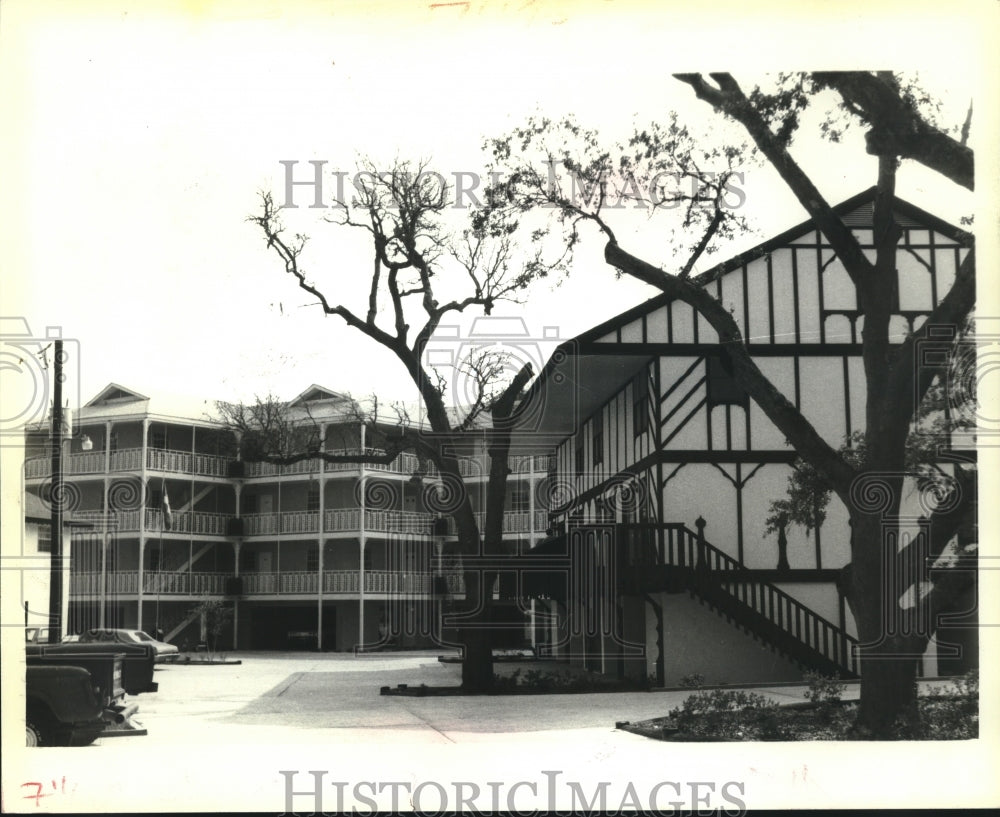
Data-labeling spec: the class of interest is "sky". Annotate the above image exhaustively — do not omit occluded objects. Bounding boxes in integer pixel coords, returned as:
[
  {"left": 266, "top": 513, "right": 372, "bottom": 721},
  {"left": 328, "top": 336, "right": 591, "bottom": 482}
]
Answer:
[{"left": 0, "top": 0, "right": 992, "bottom": 421}]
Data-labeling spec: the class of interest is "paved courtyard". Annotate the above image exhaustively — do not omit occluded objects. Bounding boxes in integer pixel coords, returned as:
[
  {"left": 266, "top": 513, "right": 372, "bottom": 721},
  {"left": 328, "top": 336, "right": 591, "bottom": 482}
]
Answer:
[
  {"left": 108, "top": 650, "right": 968, "bottom": 746},
  {"left": 10, "top": 652, "right": 982, "bottom": 813},
  {"left": 117, "top": 651, "right": 658, "bottom": 745},
  {"left": 106, "top": 650, "right": 837, "bottom": 746}
]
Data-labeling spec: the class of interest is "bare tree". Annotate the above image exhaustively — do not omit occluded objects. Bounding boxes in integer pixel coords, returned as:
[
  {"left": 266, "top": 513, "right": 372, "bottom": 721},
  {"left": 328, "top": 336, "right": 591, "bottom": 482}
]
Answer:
[
  {"left": 237, "top": 159, "right": 565, "bottom": 690},
  {"left": 485, "top": 71, "right": 976, "bottom": 735}
]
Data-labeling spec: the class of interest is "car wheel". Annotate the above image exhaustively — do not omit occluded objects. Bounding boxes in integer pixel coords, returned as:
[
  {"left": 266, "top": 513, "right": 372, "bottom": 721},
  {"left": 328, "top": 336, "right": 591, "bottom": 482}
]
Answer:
[
  {"left": 26, "top": 716, "right": 53, "bottom": 747},
  {"left": 26, "top": 706, "right": 63, "bottom": 747}
]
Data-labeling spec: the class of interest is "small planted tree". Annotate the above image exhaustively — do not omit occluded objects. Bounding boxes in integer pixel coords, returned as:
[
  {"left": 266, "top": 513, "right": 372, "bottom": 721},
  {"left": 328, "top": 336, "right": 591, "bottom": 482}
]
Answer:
[{"left": 190, "top": 598, "right": 234, "bottom": 661}]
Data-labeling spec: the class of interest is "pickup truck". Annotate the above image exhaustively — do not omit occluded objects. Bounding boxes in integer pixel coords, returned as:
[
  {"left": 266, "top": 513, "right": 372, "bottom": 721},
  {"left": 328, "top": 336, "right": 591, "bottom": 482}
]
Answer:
[
  {"left": 25, "top": 654, "right": 143, "bottom": 746},
  {"left": 27, "top": 641, "right": 158, "bottom": 695}
]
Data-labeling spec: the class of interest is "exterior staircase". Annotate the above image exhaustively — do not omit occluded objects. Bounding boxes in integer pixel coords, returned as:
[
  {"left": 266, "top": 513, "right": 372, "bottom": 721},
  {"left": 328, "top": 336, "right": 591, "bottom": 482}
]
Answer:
[
  {"left": 619, "top": 522, "right": 859, "bottom": 678},
  {"left": 163, "top": 610, "right": 201, "bottom": 644}
]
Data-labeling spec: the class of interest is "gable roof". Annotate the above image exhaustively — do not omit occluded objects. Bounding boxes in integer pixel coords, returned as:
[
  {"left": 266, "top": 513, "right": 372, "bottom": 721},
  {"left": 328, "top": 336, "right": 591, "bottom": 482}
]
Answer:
[
  {"left": 85, "top": 383, "right": 149, "bottom": 407},
  {"left": 509, "top": 188, "right": 973, "bottom": 449},
  {"left": 575, "top": 186, "right": 973, "bottom": 346},
  {"left": 289, "top": 384, "right": 347, "bottom": 406}
]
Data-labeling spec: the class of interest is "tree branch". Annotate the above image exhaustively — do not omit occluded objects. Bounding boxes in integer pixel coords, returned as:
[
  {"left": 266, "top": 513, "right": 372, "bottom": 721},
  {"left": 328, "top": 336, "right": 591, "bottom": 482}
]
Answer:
[
  {"left": 813, "top": 71, "right": 974, "bottom": 190},
  {"left": 678, "top": 202, "right": 724, "bottom": 280},
  {"left": 885, "top": 248, "right": 976, "bottom": 433},
  {"left": 675, "top": 72, "right": 875, "bottom": 285},
  {"left": 605, "top": 240, "right": 857, "bottom": 498}
]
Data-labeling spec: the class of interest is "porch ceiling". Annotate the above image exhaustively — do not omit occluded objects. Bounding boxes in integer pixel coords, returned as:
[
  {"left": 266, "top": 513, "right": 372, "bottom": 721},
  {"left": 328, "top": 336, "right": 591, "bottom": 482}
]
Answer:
[{"left": 510, "top": 349, "right": 650, "bottom": 452}]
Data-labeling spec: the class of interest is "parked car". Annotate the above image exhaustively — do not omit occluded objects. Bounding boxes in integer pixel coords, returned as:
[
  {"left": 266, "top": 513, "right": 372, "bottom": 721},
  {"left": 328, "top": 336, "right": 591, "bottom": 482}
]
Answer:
[
  {"left": 28, "top": 640, "right": 159, "bottom": 695},
  {"left": 77, "top": 629, "right": 179, "bottom": 663},
  {"left": 24, "top": 627, "right": 78, "bottom": 644}
]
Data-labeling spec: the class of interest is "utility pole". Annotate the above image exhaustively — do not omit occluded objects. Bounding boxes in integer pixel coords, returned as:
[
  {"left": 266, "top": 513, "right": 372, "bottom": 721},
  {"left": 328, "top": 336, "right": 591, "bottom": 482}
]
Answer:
[{"left": 48, "top": 339, "right": 64, "bottom": 643}]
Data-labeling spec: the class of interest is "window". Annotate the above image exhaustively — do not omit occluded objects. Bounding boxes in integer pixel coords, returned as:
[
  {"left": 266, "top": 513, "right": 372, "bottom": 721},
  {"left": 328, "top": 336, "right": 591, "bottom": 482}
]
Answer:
[
  {"left": 147, "top": 488, "right": 162, "bottom": 509},
  {"left": 147, "top": 547, "right": 161, "bottom": 572},
  {"left": 306, "top": 547, "right": 319, "bottom": 572},
  {"left": 307, "top": 485, "right": 320, "bottom": 512},
  {"left": 592, "top": 413, "right": 604, "bottom": 466},
  {"left": 109, "top": 430, "right": 119, "bottom": 453},
  {"left": 632, "top": 371, "right": 649, "bottom": 436},
  {"left": 242, "top": 494, "right": 258, "bottom": 514},
  {"left": 706, "top": 355, "right": 748, "bottom": 407},
  {"left": 37, "top": 523, "right": 52, "bottom": 553},
  {"left": 575, "top": 440, "right": 585, "bottom": 473}
]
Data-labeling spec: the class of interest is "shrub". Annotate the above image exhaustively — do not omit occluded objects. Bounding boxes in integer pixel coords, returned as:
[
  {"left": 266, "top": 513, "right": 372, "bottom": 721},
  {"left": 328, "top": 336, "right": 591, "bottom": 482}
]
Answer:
[
  {"left": 667, "top": 689, "right": 781, "bottom": 740},
  {"left": 493, "top": 668, "right": 646, "bottom": 693},
  {"left": 803, "top": 671, "right": 847, "bottom": 722},
  {"left": 918, "top": 669, "right": 978, "bottom": 739},
  {"left": 679, "top": 673, "right": 706, "bottom": 689}
]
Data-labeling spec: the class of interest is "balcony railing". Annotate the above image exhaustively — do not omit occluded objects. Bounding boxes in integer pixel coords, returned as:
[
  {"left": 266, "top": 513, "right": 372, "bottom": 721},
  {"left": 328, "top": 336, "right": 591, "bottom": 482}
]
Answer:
[
  {"left": 243, "top": 458, "right": 322, "bottom": 478},
  {"left": 146, "top": 448, "right": 231, "bottom": 477},
  {"left": 70, "top": 571, "right": 235, "bottom": 596},
  {"left": 66, "top": 505, "right": 549, "bottom": 541},
  {"left": 27, "top": 446, "right": 553, "bottom": 481},
  {"left": 360, "top": 509, "right": 439, "bottom": 534},
  {"left": 321, "top": 507, "right": 361, "bottom": 532},
  {"left": 70, "top": 571, "right": 140, "bottom": 595},
  {"left": 111, "top": 449, "right": 143, "bottom": 471},
  {"left": 229, "top": 508, "right": 550, "bottom": 538},
  {"left": 25, "top": 447, "right": 234, "bottom": 479},
  {"left": 145, "top": 508, "right": 231, "bottom": 536},
  {"left": 244, "top": 449, "right": 444, "bottom": 478},
  {"left": 71, "top": 570, "right": 465, "bottom": 597},
  {"left": 143, "top": 571, "right": 230, "bottom": 594},
  {"left": 74, "top": 508, "right": 231, "bottom": 535},
  {"left": 320, "top": 449, "right": 427, "bottom": 475},
  {"left": 241, "top": 449, "right": 551, "bottom": 479},
  {"left": 242, "top": 511, "right": 320, "bottom": 535},
  {"left": 25, "top": 450, "right": 106, "bottom": 478}
]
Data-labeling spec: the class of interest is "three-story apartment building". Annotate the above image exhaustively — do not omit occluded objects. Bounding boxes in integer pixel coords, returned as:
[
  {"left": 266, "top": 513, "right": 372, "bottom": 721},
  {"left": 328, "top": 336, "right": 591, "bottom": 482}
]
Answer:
[{"left": 23, "top": 384, "right": 553, "bottom": 651}]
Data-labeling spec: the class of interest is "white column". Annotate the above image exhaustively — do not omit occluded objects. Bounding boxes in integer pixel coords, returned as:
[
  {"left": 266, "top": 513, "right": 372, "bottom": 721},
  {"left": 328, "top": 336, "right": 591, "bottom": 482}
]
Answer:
[
  {"left": 190, "top": 425, "right": 196, "bottom": 589},
  {"left": 317, "top": 422, "right": 326, "bottom": 651},
  {"left": 99, "top": 420, "right": 112, "bottom": 627},
  {"left": 358, "top": 422, "right": 366, "bottom": 651},
  {"left": 137, "top": 418, "right": 149, "bottom": 630},
  {"left": 232, "top": 539, "right": 241, "bottom": 650}
]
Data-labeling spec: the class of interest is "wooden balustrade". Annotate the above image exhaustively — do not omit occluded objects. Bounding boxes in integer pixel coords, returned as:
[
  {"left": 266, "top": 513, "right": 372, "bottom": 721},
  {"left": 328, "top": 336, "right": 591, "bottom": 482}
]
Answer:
[
  {"left": 70, "top": 569, "right": 462, "bottom": 597},
  {"left": 620, "top": 520, "right": 858, "bottom": 676}
]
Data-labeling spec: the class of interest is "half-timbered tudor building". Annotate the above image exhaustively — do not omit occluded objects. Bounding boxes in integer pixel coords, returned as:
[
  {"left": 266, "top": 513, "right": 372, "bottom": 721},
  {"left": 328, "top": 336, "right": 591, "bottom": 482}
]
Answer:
[{"left": 513, "top": 188, "right": 977, "bottom": 687}]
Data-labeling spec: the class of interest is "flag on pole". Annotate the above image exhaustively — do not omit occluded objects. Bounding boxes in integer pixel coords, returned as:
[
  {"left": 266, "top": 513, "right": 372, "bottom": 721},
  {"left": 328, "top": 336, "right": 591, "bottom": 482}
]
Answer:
[{"left": 161, "top": 478, "right": 172, "bottom": 531}]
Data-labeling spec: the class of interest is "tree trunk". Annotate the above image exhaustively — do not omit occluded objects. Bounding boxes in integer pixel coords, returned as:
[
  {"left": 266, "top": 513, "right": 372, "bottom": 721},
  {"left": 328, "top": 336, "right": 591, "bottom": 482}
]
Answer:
[
  {"left": 855, "top": 643, "right": 920, "bottom": 737},
  {"left": 460, "top": 627, "right": 494, "bottom": 691},
  {"left": 847, "top": 512, "right": 928, "bottom": 737}
]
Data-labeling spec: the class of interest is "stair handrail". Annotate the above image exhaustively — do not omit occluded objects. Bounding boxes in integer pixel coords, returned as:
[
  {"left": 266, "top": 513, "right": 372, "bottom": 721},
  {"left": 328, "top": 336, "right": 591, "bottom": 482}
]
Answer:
[{"left": 622, "top": 521, "right": 858, "bottom": 674}]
